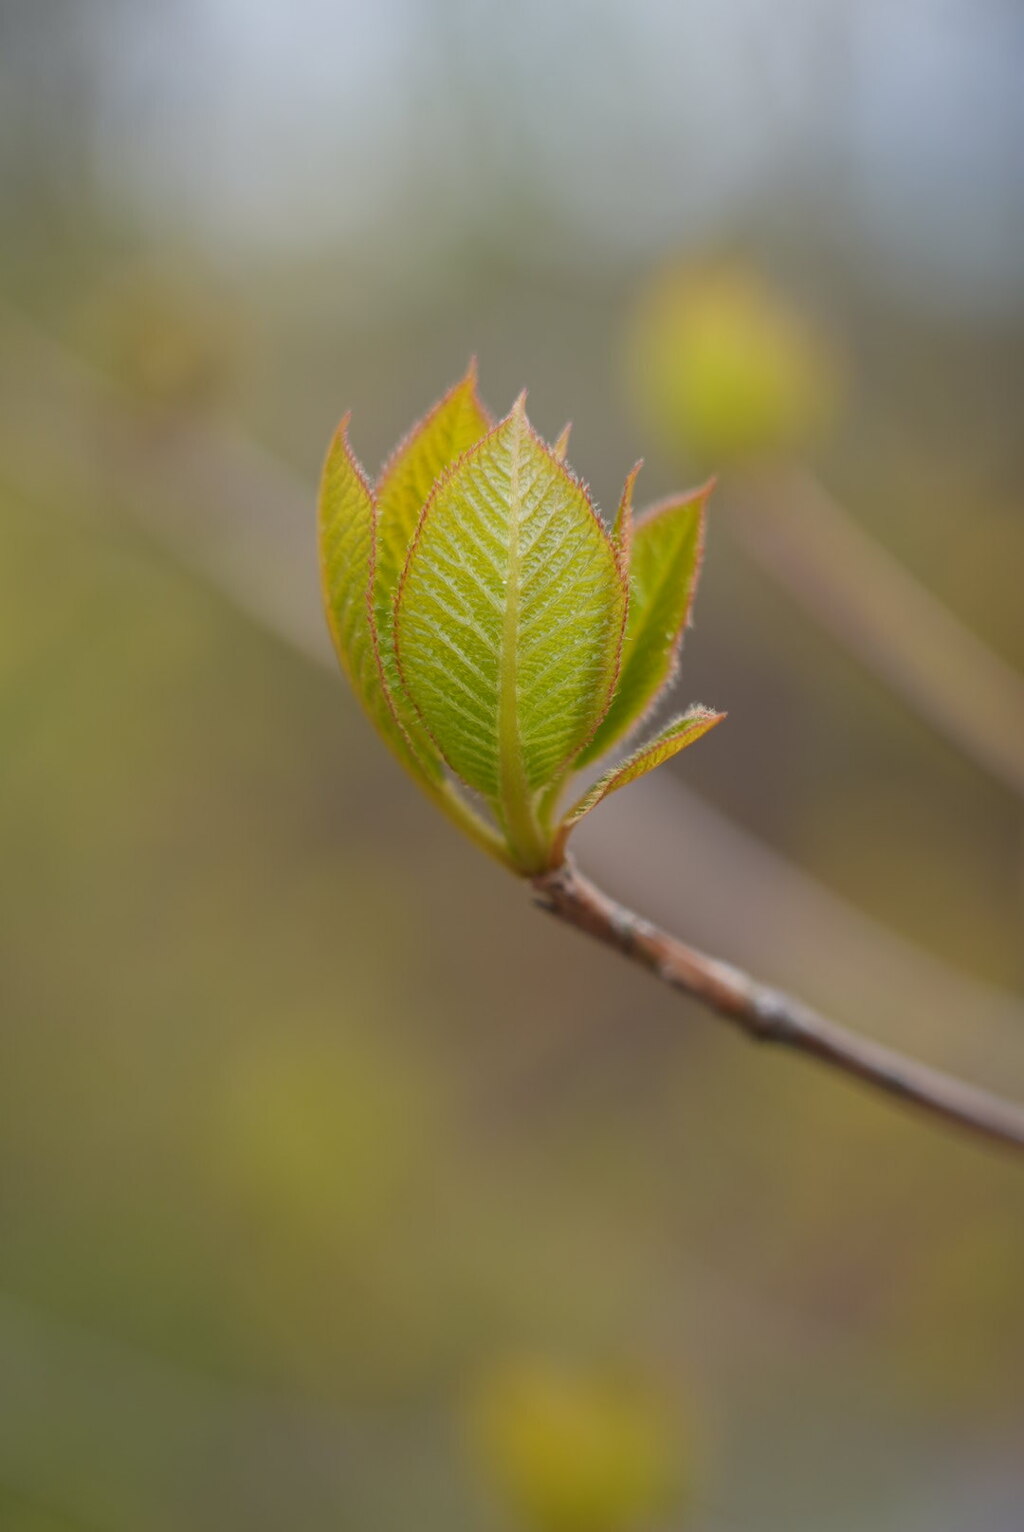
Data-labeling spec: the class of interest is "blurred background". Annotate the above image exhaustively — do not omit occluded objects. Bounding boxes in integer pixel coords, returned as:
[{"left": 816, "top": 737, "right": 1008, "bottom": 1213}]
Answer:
[{"left": 1, "top": 1, "right": 1023, "bottom": 1527}]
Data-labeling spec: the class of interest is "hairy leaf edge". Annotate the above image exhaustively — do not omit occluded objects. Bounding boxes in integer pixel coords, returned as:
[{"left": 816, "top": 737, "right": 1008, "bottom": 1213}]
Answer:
[
  {"left": 577, "top": 477, "right": 715, "bottom": 769},
  {"left": 317, "top": 413, "right": 377, "bottom": 699},
  {"left": 551, "top": 705, "right": 726, "bottom": 863},
  {"left": 368, "top": 361, "right": 496, "bottom": 776},
  {"left": 627, "top": 475, "right": 714, "bottom": 716}
]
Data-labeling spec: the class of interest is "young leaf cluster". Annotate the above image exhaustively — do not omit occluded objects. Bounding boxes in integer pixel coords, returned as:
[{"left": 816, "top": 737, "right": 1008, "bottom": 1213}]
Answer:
[{"left": 318, "top": 364, "right": 723, "bottom": 875}]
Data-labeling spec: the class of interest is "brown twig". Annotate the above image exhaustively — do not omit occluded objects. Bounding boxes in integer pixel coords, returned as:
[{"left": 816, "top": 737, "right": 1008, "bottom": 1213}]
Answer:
[{"left": 533, "top": 858, "right": 1024, "bottom": 1154}]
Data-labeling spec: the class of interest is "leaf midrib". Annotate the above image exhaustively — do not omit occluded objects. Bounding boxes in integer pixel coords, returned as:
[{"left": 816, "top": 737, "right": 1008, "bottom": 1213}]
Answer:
[{"left": 496, "top": 408, "right": 547, "bottom": 869}]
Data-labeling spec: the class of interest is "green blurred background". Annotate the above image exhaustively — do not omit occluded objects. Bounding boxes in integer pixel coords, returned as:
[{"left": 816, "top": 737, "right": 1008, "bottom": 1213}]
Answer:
[{"left": 1, "top": 2, "right": 1023, "bottom": 1527}]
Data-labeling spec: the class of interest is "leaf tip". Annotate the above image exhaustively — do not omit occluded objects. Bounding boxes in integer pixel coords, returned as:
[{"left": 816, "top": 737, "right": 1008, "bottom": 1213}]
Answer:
[
  {"left": 328, "top": 409, "right": 353, "bottom": 451},
  {"left": 686, "top": 704, "right": 727, "bottom": 731},
  {"left": 613, "top": 458, "right": 642, "bottom": 567},
  {"left": 620, "top": 458, "right": 644, "bottom": 510},
  {"left": 457, "top": 355, "right": 490, "bottom": 415},
  {"left": 320, "top": 409, "right": 373, "bottom": 506},
  {"left": 551, "top": 422, "right": 573, "bottom": 462}
]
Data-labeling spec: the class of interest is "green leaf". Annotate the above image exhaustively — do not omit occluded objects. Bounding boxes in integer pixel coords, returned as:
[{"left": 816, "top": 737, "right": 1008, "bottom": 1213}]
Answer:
[
  {"left": 319, "top": 410, "right": 518, "bottom": 869},
  {"left": 370, "top": 362, "right": 492, "bottom": 757},
  {"left": 576, "top": 481, "right": 712, "bottom": 767},
  {"left": 394, "top": 396, "right": 627, "bottom": 872},
  {"left": 555, "top": 706, "right": 724, "bottom": 858},
  {"left": 317, "top": 416, "right": 433, "bottom": 783},
  {"left": 373, "top": 362, "right": 492, "bottom": 657}
]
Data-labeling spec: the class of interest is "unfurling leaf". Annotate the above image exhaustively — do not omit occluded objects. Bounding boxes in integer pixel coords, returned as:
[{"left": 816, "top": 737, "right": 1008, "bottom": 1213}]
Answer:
[
  {"left": 577, "top": 481, "right": 711, "bottom": 767},
  {"left": 394, "top": 396, "right": 626, "bottom": 871},
  {"left": 554, "top": 707, "right": 725, "bottom": 861},
  {"left": 318, "top": 367, "right": 723, "bottom": 875},
  {"left": 317, "top": 417, "right": 430, "bottom": 781}
]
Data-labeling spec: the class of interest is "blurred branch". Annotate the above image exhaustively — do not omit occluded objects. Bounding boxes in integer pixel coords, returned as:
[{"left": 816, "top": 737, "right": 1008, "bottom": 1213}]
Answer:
[
  {"left": 580, "top": 768, "right": 1024, "bottom": 1063},
  {"left": 0, "top": 302, "right": 329, "bottom": 667},
  {"left": 2, "top": 301, "right": 1023, "bottom": 1143},
  {"left": 730, "top": 465, "right": 1024, "bottom": 799},
  {"left": 534, "top": 860, "right": 1024, "bottom": 1154},
  {"left": 0, "top": 1481, "right": 107, "bottom": 1532}
]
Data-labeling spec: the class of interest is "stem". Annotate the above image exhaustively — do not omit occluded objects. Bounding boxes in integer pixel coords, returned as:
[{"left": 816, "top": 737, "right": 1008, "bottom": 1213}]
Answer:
[
  {"left": 431, "top": 778, "right": 517, "bottom": 872},
  {"left": 536, "top": 769, "right": 569, "bottom": 833},
  {"left": 532, "top": 858, "right": 1024, "bottom": 1154}
]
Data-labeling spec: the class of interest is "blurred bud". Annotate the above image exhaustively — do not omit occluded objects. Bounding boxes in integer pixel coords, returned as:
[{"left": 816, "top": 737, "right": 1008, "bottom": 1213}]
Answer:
[
  {"left": 75, "top": 261, "right": 241, "bottom": 408},
  {"left": 215, "top": 1032, "right": 433, "bottom": 1238},
  {"left": 627, "top": 261, "right": 842, "bottom": 468},
  {"left": 467, "top": 1357, "right": 691, "bottom": 1532}
]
